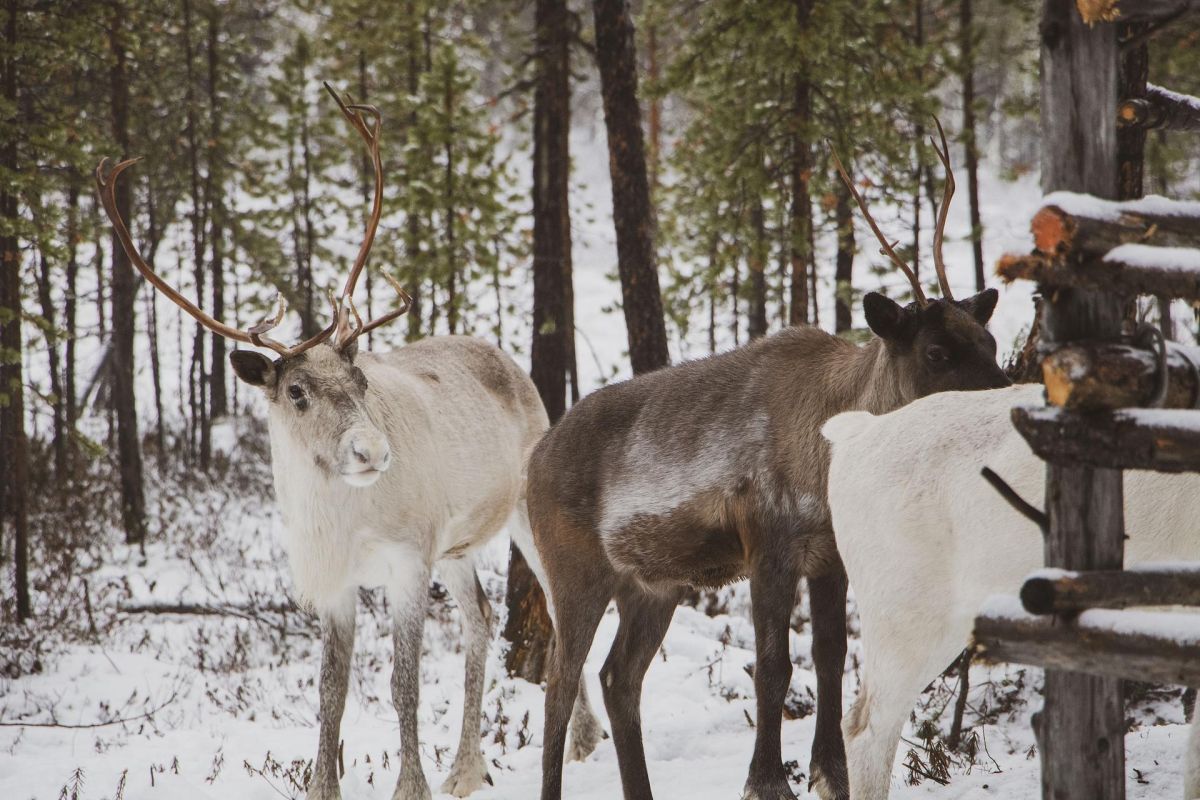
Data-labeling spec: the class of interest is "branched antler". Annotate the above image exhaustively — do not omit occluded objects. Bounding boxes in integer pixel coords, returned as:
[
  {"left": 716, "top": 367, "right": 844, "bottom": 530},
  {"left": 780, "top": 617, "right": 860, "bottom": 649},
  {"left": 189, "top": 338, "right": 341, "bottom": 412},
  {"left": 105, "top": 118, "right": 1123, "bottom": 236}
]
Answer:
[
  {"left": 928, "top": 117, "right": 956, "bottom": 301},
  {"left": 321, "top": 80, "right": 409, "bottom": 350},
  {"left": 828, "top": 142, "right": 927, "bottom": 306},
  {"left": 96, "top": 80, "right": 411, "bottom": 360},
  {"left": 95, "top": 158, "right": 337, "bottom": 358}
]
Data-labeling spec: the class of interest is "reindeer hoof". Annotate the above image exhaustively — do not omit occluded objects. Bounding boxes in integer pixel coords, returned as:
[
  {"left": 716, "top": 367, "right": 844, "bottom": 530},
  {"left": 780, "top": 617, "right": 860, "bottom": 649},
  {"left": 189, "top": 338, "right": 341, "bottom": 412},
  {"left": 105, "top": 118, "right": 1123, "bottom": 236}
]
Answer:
[
  {"left": 439, "top": 757, "right": 492, "bottom": 797},
  {"left": 391, "top": 769, "right": 433, "bottom": 800},
  {"left": 741, "top": 778, "right": 799, "bottom": 800},
  {"left": 808, "top": 761, "right": 849, "bottom": 800},
  {"left": 566, "top": 717, "right": 606, "bottom": 762}
]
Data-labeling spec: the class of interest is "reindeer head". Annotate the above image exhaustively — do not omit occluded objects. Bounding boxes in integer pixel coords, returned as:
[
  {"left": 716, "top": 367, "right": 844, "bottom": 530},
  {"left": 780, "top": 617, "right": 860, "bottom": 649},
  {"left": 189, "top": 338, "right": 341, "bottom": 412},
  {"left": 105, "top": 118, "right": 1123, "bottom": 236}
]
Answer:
[
  {"left": 831, "top": 118, "right": 1011, "bottom": 399},
  {"left": 96, "top": 83, "right": 411, "bottom": 488}
]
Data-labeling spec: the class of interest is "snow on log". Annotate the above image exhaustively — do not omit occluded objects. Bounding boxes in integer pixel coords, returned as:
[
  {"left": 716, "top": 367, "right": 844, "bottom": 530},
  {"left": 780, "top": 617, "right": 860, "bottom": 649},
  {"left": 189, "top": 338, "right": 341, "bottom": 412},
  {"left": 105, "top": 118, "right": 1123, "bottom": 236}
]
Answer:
[
  {"left": 1119, "top": 84, "right": 1200, "bottom": 132},
  {"left": 1011, "top": 404, "right": 1200, "bottom": 473},
  {"left": 1021, "top": 568, "right": 1200, "bottom": 615},
  {"left": 1042, "top": 340, "right": 1200, "bottom": 411},
  {"left": 974, "top": 597, "right": 1200, "bottom": 686},
  {"left": 996, "top": 251, "right": 1200, "bottom": 301},
  {"left": 1029, "top": 195, "right": 1200, "bottom": 258}
]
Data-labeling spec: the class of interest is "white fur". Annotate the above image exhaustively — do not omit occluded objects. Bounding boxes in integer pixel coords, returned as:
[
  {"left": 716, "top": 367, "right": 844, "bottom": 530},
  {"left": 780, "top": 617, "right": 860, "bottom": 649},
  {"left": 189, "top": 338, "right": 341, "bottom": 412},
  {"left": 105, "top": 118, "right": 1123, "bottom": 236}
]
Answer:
[
  {"left": 268, "top": 341, "right": 537, "bottom": 615},
  {"left": 823, "top": 384, "right": 1200, "bottom": 799},
  {"left": 599, "top": 411, "right": 771, "bottom": 536}
]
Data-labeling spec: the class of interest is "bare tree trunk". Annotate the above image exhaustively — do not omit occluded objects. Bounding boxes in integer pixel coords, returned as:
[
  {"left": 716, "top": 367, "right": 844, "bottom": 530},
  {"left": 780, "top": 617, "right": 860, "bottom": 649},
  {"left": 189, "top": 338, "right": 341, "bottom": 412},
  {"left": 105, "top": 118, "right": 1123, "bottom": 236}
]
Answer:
[
  {"left": 183, "top": 0, "right": 209, "bottom": 468},
  {"left": 834, "top": 181, "right": 855, "bottom": 333},
  {"left": 443, "top": 66, "right": 459, "bottom": 335},
  {"left": 749, "top": 180, "right": 768, "bottom": 339},
  {"left": 207, "top": 5, "right": 227, "bottom": 419},
  {"left": 960, "top": 0, "right": 984, "bottom": 291},
  {"left": 404, "top": 3, "right": 423, "bottom": 340},
  {"left": 506, "top": 0, "right": 573, "bottom": 684},
  {"left": 789, "top": 0, "right": 813, "bottom": 327},
  {"left": 64, "top": 176, "right": 79, "bottom": 435},
  {"left": 145, "top": 188, "right": 166, "bottom": 457},
  {"left": 592, "top": 0, "right": 669, "bottom": 375},
  {"left": 912, "top": 0, "right": 924, "bottom": 276},
  {"left": 109, "top": 0, "right": 148, "bottom": 545},
  {"left": 1, "top": 0, "right": 29, "bottom": 617},
  {"left": 35, "top": 238, "right": 66, "bottom": 480}
]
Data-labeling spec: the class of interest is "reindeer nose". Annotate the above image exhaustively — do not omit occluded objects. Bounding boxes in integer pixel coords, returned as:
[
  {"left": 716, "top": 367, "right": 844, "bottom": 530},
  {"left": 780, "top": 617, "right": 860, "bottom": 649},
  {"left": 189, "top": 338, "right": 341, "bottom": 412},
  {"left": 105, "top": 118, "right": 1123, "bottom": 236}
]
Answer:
[{"left": 348, "top": 433, "right": 391, "bottom": 471}]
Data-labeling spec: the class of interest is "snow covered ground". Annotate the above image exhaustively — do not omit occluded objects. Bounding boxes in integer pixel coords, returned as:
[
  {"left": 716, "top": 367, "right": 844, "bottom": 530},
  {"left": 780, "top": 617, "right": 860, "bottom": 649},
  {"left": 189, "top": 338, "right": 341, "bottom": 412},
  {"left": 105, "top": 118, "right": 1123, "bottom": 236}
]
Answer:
[{"left": 1, "top": 417, "right": 1193, "bottom": 800}]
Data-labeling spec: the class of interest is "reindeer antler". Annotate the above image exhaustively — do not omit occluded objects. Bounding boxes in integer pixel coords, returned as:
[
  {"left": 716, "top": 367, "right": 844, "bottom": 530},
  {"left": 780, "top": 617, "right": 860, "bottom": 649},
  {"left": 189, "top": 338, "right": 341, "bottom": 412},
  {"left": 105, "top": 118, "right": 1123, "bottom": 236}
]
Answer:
[
  {"left": 321, "top": 81, "right": 410, "bottom": 350},
  {"left": 96, "top": 81, "right": 411, "bottom": 360},
  {"left": 95, "top": 158, "right": 338, "bottom": 358},
  {"left": 928, "top": 116, "right": 956, "bottom": 302},
  {"left": 828, "top": 142, "right": 928, "bottom": 307}
]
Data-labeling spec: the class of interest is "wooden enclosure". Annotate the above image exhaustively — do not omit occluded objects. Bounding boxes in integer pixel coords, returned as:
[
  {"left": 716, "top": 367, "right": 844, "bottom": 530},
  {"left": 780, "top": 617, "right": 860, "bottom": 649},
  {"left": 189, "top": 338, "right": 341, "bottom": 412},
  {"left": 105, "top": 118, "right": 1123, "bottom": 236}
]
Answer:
[{"left": 971, "top": 2, "right": 1200, "bottom": 798}]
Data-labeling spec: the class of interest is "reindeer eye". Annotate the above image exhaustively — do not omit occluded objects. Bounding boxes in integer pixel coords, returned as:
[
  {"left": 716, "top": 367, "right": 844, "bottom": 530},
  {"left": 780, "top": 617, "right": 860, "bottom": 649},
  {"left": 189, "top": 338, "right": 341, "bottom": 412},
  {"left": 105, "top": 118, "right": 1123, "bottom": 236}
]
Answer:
[
  {"left": 287, "top": 384, "right": 307, "bottom": 409},
  {"left": 926, "top": 344, "right": 950, "bottom": 363}
]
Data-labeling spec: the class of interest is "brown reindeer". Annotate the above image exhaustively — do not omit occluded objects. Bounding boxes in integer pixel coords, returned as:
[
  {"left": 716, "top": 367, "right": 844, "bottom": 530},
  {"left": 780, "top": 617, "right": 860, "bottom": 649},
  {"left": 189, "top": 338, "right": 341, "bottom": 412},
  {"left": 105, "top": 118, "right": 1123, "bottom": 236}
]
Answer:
[{"left": 527, "top": 122, "right": 1010, "bottom": 800}]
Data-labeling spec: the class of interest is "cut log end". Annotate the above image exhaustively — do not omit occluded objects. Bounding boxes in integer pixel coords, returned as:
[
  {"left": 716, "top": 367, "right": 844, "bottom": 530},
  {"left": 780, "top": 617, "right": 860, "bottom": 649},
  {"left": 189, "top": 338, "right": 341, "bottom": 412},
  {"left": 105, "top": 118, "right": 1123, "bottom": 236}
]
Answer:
[
  {"left": 1076, "top": 0, "right": 1121, "bottom": 24},
  {"left": 995, "top": 252, "right": 1039, "bottom": 284},
  {"left": 1032, "top": 205, "right": 1073, "bottom": 256}
]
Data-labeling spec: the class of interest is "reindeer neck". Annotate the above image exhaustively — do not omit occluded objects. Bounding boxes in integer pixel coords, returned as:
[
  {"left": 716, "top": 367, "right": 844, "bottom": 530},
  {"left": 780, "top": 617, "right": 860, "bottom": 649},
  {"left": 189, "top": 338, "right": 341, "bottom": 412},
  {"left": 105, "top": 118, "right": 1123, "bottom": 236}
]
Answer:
[{"left": 844, "top": 337, "right": 914, "bottom": 415}]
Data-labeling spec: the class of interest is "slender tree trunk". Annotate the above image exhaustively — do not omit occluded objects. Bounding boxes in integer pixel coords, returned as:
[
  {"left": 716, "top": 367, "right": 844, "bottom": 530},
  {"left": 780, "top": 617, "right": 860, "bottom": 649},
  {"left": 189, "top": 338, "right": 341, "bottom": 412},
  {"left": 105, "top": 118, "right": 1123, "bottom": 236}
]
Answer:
[
  {"left": 404, "top": 3, "right": 423, "bottom": 340},
  {"left": 912, "top": 0, "right": 925, "bottom": 277},
  {"left": 207, "top": 6, "right": 227, "bottom": 419},
  {"left": 299, "top": 82, "right": 318, "bottom": 337},
  {"left": 183, "top": 0, "right": 209, "bottom": 468},
  {"left": 789, "top": 0, "right": 814, "bottom": 327},
  {"left": 592, "top": 0, "right": 668, "bottom": 375},
  {"left": 960, "top": 0, "right": 984, "bottom": 291},
  {"left": 109, "top": 0, "right": 148, "bottom": 545},
  {"left": 748, "top": 181, "right": 768, "bottom": 339},
  {"left": 35, "top": 239, "right": 66, "bottom": 480},
  {"left": 834, "top": 181, "right": 855, "bottom": 333},
  {"left": 1, "top": 0, "right": 29, "bottom": 617},
  {"left": 64, "top": 178, "right": 79, "bottom": 433},
  {"left": 506, "top": 0, "right": 573, "bottom": 683},
  {"left": 145, "top": 189, "right": 166, "bottom": 457},
  {"left": 443, "top": 66, "right": 459, "bottom": 335},
  {"left": 730, "top": 257, "right": 740, "bottom": 346}
]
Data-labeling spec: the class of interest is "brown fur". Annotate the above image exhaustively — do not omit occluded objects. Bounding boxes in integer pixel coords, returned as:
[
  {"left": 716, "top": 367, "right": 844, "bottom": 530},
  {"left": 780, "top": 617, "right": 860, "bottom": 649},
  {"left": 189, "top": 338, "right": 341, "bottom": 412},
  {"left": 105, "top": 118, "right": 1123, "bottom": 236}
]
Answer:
[{"left": 527, "top": 291, "right": 1009, "bottom": 800}]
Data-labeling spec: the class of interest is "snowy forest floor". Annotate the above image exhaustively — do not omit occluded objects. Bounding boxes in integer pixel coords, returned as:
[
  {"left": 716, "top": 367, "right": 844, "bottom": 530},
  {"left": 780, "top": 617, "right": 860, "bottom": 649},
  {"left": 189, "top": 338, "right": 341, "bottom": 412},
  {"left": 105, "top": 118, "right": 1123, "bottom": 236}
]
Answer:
[{"left": 1, "top": 419, "right": 1193, "bottom": 800}]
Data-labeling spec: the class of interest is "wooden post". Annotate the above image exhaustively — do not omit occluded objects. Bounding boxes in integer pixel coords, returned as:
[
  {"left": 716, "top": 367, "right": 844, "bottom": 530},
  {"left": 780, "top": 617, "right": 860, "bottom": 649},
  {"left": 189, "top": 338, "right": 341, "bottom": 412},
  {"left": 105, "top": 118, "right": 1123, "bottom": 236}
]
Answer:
[{"left": 1037, "top": 2, "right": 1125, "bottom": 798}]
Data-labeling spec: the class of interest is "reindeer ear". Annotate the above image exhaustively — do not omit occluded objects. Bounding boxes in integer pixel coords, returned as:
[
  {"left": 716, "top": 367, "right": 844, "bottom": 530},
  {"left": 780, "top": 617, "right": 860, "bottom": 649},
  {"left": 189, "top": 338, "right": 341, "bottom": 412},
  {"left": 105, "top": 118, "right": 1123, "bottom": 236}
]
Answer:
[
  {"left": 339, "top": 338, "right": 358, "bottom": 361},
  {"left": 864, "top": 292, "right": 910, "bottom": 341},
  {"left": 957, "top": 288, "right": 999, "bottom": 325},
  {"left": 230, "top": 350, "right": 276, "bottom": 388}
]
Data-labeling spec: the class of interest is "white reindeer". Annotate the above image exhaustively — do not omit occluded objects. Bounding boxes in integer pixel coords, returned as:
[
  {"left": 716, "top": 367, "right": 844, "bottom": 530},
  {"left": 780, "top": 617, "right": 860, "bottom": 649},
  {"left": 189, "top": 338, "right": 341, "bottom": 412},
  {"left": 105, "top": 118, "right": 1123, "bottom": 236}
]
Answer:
[
  {"left": 822, "top": 383, "right": 1200, "bottom": 800},
  {"left": 95, "top": 84, "right": 602, "bottom": 800}
]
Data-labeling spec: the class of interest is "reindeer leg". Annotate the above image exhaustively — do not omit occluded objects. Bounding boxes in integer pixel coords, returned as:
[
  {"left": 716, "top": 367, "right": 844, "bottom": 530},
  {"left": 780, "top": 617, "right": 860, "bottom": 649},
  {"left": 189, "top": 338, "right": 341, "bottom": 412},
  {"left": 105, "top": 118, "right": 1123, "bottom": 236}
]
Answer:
[
  {"left": 808, "top": 562, "right": 850, "bottom": 800},
  {"left": 438, "top": 559, "right": 494, "bottom": 797},
  {"left": 308, "top": 593, "right": 356, "bottom": 800},
  {"left": 389, "top": 563, "right": 434, "bottom": 800},
  {"left": 540, "top": 552, "right": 613, "bottom": 800},
  {"left": 743, "top": 556, "right": 802, "bottom": 800},
  {"left": 600, "top": 582, "right": 682, "bottom": 800},
  {"left": 509, "top": 500, "right": 606, "bottom": 761}
]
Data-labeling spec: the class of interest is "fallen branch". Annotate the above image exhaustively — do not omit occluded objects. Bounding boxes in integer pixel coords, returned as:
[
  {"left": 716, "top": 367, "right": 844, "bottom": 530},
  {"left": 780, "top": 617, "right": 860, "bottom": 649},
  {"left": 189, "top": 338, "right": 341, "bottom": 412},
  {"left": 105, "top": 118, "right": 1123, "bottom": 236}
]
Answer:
[{"left": 0, "top": 691, "right": 178, "bottom": 729}]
